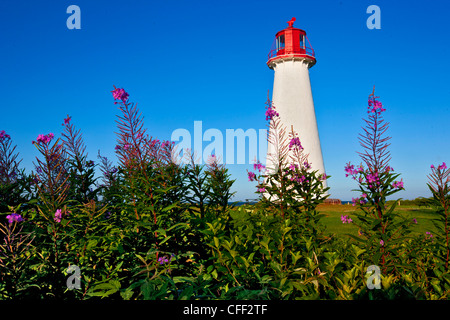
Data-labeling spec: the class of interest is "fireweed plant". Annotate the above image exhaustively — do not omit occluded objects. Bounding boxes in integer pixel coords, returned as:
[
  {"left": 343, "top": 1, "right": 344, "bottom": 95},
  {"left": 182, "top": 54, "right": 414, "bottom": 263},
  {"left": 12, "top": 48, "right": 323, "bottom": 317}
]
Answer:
[
  {"left": 0, "top": 214, "right": 35, "bottom": 299},
  {"left": 61, "top": 115, "right": 99, "bottom": 204},
  {"left": 111, "top": 86, "right": 187, "bottom": 230},
  {"left": 205, "top": 154, "right": 236, "bottom": 214},
  {"left": 0, "top": 131, "right": 20, "bottom": 188},
  {"left": 0, "top": 131, "right": 34, "bottom": 214},
  {"left": 1, "top": 86, "right": 449, "bottom": 300},
  {"left": 28, "top": 121, "right": 113, "bottom": 298},
  {"left": 111, "top": 86, "right": 191, "bottom": 277},
  {"left": 344, "top": 88, "right": 414, "bottom": 277},
  {"left": 248, "top": 95, "right": 330, "bottom": 225},
  {"left": 427, "top": 163, "right": 450, "bottom": 269},
  {"left": 32, "top": 132, "right": 70, "bottom": 213},
  {"left": 231, "top": 95, "right": 333, "bottom": 298}
]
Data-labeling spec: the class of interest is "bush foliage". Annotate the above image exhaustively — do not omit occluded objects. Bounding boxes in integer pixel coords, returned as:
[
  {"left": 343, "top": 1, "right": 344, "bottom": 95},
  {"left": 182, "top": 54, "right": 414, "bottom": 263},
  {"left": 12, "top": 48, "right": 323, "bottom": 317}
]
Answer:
[{"left": 0, "top": 88, "right": 448, "bottom": 300}]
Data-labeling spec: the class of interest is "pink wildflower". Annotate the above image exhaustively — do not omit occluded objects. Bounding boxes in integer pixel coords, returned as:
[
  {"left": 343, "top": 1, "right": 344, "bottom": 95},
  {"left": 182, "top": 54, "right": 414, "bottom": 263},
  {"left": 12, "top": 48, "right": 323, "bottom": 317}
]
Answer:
[
  {"left": 366, "top": 172, "right": 379, "bottom": 184},
  {"left": 341, "top": 215, "right": 353, "bottom": 224},
  {"left": 392, "top": 179, "right": 404, "bottom": 189},
  {"left": 248, "top": 171, "right": 256, "bottom": 182},
  {"left": 34, "top": 133, "right": 54, "bottom": 145},
  {"left": 359, "top": 196, "right": 368, "bottom": 205},
  {"left": 0, "top": 130, "right": 11, "bottom": 141},
  {"left": 63, "top": 115, "right": 71, "bottom": 126},
  {"left": 368, "top": 96, "right": 386, "bottom": 114},
  {"left": 253, "top": 161, "right": 265, "bottom": 172},
  {"left": 344, "top": 163, "right": 358, "bottom": 177},
  {"left": 289, "top": 137, "right": 303, "bottom": 150},
  {"left": 54, "top": 209, "right": 62, "bottom": 223},
  {"left": 265, "top": 107, "right": 279, "bottom": 121},
  {"left": 6, "top": 213, "right": 23, "bottom": 224},
  {"left": 303, "top": 161, "right": 311, "bottom": 169},
  {"left": 111, "top": 87, "right": 129, "bottom": 103}
]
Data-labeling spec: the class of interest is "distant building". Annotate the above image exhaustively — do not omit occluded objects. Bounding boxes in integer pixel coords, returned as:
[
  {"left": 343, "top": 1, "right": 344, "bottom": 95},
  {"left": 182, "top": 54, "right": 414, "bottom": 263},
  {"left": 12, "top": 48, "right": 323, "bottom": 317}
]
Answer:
[{"left": 324, "top": 198, "right": 341, "bottom": 205}]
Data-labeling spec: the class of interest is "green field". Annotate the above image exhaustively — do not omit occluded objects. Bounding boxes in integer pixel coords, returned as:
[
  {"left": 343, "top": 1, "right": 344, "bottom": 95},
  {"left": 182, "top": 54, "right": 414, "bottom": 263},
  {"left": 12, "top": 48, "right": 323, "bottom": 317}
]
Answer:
[{"left": 317, "top": 203, "right": 439, "bottom": 238}]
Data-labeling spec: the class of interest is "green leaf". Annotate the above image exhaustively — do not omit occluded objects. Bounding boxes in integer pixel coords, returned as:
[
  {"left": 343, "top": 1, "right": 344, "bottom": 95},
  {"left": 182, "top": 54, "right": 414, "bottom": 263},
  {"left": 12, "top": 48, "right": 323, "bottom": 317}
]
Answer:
[
  {"left": 158, "top": 235, "right": 172, "bottom": 246},
  {"left": 346, "top": 234, "right": 367, "bottom": 244},
  {"left": 120, "top": 288, "right": 134, "bottom": 300},
  {"left": 179, "top": 285, "right": 194, "bottom": 300},
  {"left": 88, "top": 279, "right": 121, "bottom": 298},
  {"left": 86, "top": 239, "right": 98, "bottom": 250}
]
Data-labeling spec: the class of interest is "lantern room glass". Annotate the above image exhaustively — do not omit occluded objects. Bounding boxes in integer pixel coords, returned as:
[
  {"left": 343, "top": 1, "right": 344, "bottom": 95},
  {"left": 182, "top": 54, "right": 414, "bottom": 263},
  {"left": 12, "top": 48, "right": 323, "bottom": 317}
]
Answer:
[
  {"left": 276, "top": 35, "right": 285, "bottom": 52},
  {"left": 299, "top": 34, "right": 305, "bottom": 49}
]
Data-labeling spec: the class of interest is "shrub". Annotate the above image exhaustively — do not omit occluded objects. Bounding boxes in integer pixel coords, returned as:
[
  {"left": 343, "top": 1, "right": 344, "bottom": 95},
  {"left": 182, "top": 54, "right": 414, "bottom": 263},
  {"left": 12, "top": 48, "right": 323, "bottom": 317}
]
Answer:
[{"left": 0, "top": 86, "right": 448, "bottom": 300}]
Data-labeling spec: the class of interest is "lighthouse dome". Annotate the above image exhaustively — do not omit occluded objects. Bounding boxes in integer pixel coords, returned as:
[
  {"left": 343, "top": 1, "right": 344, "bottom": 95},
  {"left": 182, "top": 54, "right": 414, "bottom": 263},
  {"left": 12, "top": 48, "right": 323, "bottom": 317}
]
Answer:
[{"left": 267, "top": 17, "right": 316, "bottom": 69}]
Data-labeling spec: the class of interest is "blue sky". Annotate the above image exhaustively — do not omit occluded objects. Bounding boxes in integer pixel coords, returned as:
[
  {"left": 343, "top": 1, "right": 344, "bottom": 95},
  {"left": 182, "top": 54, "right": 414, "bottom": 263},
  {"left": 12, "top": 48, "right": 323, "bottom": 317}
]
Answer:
[{"left": 1, "top": 0, "right": 449, "bottom": 201}]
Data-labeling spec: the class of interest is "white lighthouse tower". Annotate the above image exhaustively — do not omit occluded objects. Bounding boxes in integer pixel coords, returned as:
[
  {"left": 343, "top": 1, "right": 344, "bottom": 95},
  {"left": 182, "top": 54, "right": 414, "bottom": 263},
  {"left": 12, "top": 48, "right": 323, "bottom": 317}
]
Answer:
[{"left": 266, "top": 17, "right": 326, "bottom": 187}]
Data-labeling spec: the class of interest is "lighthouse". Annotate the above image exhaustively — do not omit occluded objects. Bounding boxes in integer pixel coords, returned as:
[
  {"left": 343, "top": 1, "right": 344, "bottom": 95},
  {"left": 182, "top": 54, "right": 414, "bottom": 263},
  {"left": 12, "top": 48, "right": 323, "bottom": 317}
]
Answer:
[{"left": 266, "top": 17, "right": 327, "bottom": 188}]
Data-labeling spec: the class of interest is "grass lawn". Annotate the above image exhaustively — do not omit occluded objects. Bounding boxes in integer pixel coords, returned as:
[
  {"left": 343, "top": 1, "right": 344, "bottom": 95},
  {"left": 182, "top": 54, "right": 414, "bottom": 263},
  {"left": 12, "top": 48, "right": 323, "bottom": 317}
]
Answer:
[{"left": 317, "top": 203, "right": 439, "bottom": 239}]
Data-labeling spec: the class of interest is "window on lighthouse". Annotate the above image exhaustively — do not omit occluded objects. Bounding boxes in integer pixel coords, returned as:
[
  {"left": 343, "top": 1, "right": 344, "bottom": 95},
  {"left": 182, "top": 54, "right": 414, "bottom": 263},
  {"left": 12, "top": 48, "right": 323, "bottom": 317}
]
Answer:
[
  {"left": 276, "top": 35, "right": 285, "bottom": 52},
  {"left": 299, "top": 34, "right": 305, "bottom": 49}
]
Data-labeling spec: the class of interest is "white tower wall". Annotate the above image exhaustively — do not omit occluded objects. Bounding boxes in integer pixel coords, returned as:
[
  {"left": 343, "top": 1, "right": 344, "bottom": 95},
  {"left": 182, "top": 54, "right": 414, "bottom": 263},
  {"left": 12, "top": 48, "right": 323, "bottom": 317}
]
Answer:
[{"left": 267, "top": 57, "right": 327, "bottom": 188}]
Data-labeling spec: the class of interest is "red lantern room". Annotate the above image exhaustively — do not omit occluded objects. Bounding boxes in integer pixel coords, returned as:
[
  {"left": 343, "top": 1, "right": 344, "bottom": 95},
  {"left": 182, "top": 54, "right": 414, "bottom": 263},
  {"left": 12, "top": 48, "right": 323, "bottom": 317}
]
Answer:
[{"left": 267, "top": 17, "right": 316, "bottom": 68}]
